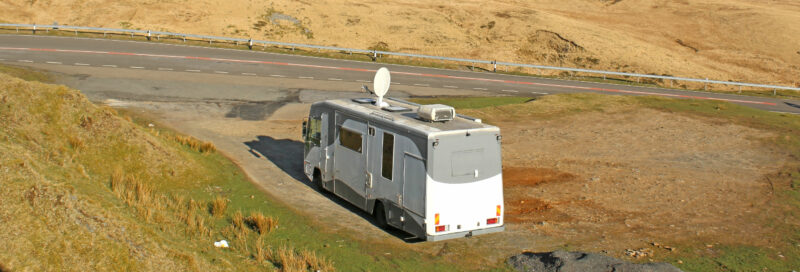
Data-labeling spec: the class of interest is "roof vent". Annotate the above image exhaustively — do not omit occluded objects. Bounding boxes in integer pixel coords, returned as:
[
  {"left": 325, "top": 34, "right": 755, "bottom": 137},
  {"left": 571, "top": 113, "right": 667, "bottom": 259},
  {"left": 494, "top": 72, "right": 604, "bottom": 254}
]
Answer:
[{"left": 418, "top": 104, "right": 455, "bottom": 122}]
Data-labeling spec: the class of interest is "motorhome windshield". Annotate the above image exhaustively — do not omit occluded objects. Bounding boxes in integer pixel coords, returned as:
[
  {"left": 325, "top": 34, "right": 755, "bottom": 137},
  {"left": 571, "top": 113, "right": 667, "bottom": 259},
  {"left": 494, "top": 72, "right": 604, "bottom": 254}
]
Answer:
[{"left": 430, "top": 130, "right": 501, "bottom": 184}]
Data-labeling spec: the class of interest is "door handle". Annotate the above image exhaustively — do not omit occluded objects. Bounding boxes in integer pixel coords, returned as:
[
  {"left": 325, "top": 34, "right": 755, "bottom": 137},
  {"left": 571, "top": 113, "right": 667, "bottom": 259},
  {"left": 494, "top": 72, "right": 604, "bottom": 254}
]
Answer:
[{"left": 366, "top": 172, "right": 373, "bottom": 188}]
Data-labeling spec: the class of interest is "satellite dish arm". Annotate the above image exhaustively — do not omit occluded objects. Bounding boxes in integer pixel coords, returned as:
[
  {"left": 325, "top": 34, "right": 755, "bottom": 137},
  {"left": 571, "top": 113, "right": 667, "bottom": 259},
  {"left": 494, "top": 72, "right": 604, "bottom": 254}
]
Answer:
[{"left": 362, "top": 85, "right": 374, "bottom": 95}]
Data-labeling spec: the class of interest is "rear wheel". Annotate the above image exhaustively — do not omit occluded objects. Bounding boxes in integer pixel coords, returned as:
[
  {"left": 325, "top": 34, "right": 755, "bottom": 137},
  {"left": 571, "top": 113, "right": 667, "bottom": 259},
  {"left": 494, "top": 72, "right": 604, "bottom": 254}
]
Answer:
[{"left": 374, "top": 202, "right": 388, "bottom": 229}]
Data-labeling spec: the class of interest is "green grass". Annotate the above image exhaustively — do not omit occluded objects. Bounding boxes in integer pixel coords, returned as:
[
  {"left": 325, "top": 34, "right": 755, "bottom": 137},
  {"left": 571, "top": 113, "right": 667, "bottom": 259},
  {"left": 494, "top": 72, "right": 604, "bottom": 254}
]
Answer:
[{"left": 0, "top": 64, "right": 52, "bottom": 83}]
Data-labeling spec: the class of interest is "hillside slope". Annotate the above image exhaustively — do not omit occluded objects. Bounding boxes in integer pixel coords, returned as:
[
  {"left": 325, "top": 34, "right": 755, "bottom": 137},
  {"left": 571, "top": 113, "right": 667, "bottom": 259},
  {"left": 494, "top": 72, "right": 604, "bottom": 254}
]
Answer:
[
  {"left": 0, "top": 70, "right": 335, "bottom": 271},
  {"left": 2, "top": 0, "right": 799, "bottom": 87}
]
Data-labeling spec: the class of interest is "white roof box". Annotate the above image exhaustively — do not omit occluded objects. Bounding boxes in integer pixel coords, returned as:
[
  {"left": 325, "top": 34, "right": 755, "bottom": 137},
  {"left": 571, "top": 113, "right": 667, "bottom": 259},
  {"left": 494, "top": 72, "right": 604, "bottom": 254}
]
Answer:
[{"left": 418, "top": 104, "right": 455, "bottom": 122}]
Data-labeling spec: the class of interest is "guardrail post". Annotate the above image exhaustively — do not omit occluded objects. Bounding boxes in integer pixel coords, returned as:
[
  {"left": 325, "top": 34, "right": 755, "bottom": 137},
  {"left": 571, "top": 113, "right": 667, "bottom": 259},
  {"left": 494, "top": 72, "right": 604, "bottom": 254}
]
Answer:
[
  {"left": 146, "top": 30, "right": 151, "bottom": 41},
  {"left": 183, "top": 35, "right": 186, "bottom": 42},
  {"left": 773, "top": 88, "right": 777, "bottom": 96},
  {"left": 493, "top": 60, "right": 497, "bottom": 73},
  {"left": 704, "top": 78, "right": 708, "bottom": 91},
  {"left": 103, "top": 31, "right": 106, "bottom": 37},
  {"left": 248, "top": 39, "right": 253, "bottom": 50},
  {"left": 372, "top": 50, "right": 377, "bottom": 62},
  {"left": 32, "top": 24, "right": 36, "bottom": 34}
]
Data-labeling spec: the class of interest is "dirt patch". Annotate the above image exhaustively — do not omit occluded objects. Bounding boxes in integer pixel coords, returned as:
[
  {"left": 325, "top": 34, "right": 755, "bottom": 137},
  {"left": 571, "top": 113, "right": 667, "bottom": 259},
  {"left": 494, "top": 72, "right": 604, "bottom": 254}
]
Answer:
[{"left": 494, "top": 107, "right": 785, "bottom": 250}]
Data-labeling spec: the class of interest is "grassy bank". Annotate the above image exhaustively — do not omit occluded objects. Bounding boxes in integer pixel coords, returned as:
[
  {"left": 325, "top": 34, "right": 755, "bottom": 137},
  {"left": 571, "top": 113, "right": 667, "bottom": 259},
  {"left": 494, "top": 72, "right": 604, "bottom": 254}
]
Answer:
[
  {"left": 0, "top": 68, "right": 497, "bottom": 271},
  {"left": 413, "top": 95, "right": 800, "bottom": 271}
]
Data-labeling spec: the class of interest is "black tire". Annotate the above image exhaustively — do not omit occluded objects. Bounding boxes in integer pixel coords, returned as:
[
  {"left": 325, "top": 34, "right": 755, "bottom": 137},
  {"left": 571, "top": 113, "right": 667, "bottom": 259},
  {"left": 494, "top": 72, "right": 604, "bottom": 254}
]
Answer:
[
  {"left": 374, "top": 202, "right": 389, "bottom": 229},
  {"left": 312, "top": 170, "right": 324, "bottom": 191}
]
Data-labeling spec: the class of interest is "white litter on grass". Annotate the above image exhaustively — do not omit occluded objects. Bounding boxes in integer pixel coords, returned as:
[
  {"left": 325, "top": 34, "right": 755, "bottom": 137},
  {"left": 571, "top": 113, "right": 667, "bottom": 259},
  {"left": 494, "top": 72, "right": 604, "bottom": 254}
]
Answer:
[
  {"left": 148, "top": 123, "right": 155, "bottom": 128},
  {"left": 214, "top": 240, "right": 229, "bottom": 248}
]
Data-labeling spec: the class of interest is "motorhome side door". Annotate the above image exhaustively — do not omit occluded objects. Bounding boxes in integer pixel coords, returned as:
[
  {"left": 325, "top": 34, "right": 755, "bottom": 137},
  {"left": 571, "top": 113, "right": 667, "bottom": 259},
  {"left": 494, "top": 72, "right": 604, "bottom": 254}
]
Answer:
[{"left": 333, "top": 113, "right": 369, "bottom": 210}]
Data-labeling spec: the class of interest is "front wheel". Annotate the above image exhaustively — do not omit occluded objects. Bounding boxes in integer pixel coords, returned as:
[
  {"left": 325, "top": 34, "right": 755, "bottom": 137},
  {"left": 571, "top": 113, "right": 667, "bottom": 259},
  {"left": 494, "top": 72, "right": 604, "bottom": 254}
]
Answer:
[
  {"left": 374, "top": 202, "right": 388, "bottom": 229},
  {"left": 312, "top": 170, "right": 324, "bottom": 191}
]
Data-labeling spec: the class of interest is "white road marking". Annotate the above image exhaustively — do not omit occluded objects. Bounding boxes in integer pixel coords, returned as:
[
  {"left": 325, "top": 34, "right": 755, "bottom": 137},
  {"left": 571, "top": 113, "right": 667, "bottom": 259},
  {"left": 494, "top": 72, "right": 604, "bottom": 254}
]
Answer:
[
  {"left": 530, "top": 91, "right": 550, "bottom": 95},
  {"left": 473, "top": 87, "right": 488, "bottom": 91},
  {"left": 443, "top": 85, "right": 458, "bottom": 88},
  {"left": 270, "top": 74, "right": 286, "bottom": 77},
  {"left": 242, "top": 73, "right": 257, "bottom": 76},
  {"left": 393, "top": 82, "right": 404, "bottom": 85},
  {"left": 17, "top": 60, "right": 33, "bottom": 63},
  {"left": 299, "top": 76, "right": 314, "bottom": 79},
  {"left": 328, "top": 78, "right": 343, "bottom": 81},
  {"left": 186, "top": 69, "right": 201, "bottom": 72},
  {"left": 102, "top": 64, "right": 117, "bottom": 68},
  {"left": 356, "top": 80, "right": 371, "bottom": 83},
  {"left": 413, "top": 84, "right": 430, "bottom": 87},
  {"left": 46, "top": 61, "right": 62, "bottom": 64},
  {"left": 130, "top": 66, "right": 144, "bottom": 69},
  {"left": 501, "top": 89, "right": 519, "bottom": 93},
  {"left": 75, "top": 63, "right": 90, "bottom": 66},
  {"left": 157, "top": 68, "right": 173, "bottom": 71},
  {"left": 214, "top": 71, "right": 229, "bottom": 74}
]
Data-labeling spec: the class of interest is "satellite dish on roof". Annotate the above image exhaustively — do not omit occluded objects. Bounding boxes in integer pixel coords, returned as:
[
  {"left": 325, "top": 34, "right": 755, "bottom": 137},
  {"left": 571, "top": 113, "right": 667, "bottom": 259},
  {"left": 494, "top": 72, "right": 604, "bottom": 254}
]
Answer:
[{"left": 373, "top": 67, "right": 390, "bottom": 108}]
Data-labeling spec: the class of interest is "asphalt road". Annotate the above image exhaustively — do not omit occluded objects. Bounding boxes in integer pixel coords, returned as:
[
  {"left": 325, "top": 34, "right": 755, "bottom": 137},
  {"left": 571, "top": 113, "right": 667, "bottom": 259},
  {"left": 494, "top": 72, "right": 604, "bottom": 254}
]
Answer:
[{"left": 1, "top": 34, "right": 799, "bottom": 114}]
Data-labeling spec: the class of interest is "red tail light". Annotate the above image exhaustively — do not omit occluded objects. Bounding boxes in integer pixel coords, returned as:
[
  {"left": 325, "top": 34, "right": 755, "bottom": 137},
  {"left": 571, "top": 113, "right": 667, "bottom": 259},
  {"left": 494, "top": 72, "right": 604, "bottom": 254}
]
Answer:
[
  {"left": 435, "top": 225, "right": 446, "bottom": 232},
  {"left": 487, "top": 218, "right": 499, "bottom": 225}
]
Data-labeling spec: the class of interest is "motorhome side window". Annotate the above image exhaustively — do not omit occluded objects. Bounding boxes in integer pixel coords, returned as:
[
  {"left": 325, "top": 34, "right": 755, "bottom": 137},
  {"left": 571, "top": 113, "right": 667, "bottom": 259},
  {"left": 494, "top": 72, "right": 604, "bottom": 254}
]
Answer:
[
  {"left": 339, "top": 126, "right": 362, "bottom": 153},
  {"left": 381, "top": 133, "right": 394, "bottom": 180},
  {"left": 307, "top": 117, "right": 321, "bottom": 146}
]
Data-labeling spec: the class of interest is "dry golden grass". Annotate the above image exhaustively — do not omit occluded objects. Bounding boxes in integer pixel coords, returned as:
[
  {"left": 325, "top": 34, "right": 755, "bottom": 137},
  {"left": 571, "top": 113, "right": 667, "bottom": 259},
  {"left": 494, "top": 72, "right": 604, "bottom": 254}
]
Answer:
[
  {"left": 174, "top": 135, "right": 216, "bottom": 153},
  {"left": 209, "top": 196, "right": 228, "bottom": 218},
  {"left": 1, "top": 0, "right": 798, "bottom": 88},
  {"left": 247, "top": 212, "right": 278, "bottom": 235},
  {"left": 268, "top": 246, "right": 335, "bottom": 272}
]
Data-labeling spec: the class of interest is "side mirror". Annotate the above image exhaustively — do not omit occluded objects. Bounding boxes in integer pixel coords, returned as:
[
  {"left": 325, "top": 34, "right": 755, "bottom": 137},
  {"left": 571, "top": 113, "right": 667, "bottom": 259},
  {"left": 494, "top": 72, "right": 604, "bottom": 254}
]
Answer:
[{"left": 302, "top": 118, "right": 308, "bottom": 138}]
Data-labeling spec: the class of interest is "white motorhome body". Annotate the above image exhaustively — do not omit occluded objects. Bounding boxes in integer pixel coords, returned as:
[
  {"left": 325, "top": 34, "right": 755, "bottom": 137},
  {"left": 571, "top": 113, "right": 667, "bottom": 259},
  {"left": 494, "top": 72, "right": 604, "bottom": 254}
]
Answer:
[{"left": 302, "top": 98, "right": 504, "bottom": 241}]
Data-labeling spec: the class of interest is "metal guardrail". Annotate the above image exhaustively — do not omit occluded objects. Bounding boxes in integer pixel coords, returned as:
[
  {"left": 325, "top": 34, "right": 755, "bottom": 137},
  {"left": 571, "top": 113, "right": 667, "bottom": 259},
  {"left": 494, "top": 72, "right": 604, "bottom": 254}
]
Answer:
[{"left": 2, "top": 23, "right": 799, "bottom": 92}]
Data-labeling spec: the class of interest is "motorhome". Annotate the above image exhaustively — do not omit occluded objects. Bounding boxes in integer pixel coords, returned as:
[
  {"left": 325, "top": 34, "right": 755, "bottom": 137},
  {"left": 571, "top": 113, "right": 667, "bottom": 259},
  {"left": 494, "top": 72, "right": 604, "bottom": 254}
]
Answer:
[{"left": 301, "top": 68, "right": 504, "bottom": 241}]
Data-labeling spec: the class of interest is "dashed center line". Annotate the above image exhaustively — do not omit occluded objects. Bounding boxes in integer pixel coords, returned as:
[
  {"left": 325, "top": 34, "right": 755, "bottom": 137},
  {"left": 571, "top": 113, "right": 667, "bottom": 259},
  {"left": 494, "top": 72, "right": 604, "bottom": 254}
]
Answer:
[
  {"left": 501, "top": 89, "right": 519, "bottom": 93},
  {"left": 473, "top": 87, "right": 489, "bottom": 91},
  {"left": 298, "top": 76, "right": 314, "bottom": 79},
  {"left": 242, "top": 73, "right": 257, "bottom": 76},
  {"left": 186, "top": 69, "right": 201, "bottom": 72},
  {"left": 214, "top": 71, "right": 229, "bottom": 74},
  {"left": 356, "top": 80, "right": 371, "bottom": 83},
  {"left": 46, "top": 61, "right": 62, "bottom": 64},
  {"left": 413, "top": 84, "right": 430, "bottom": 87},
  {"left": 18, "top": 60, "right": 33, "bottom": 63},
  {"left": 158, "top": 68, "right": 173, "bottom": 71},
  {"left": 328, "top": 78, "right": 343, "bottom": 81},
  {"left": 270, "top": 74, "right": 286, "bottom": 77},
  {"left": 75, "top": 63, "right": 90, "bottom": 66},
  {"left": 130, "top": 66, "right": 144, "bottom": 69},
  {"left": 530, "top": 91, "right": 550, "bottom": 95},
  {"left": 443, "top": 85, "right": 458, "bottom": 89},
  {"left": 102, "top": 64, "right": 117, "bottom": 68}
]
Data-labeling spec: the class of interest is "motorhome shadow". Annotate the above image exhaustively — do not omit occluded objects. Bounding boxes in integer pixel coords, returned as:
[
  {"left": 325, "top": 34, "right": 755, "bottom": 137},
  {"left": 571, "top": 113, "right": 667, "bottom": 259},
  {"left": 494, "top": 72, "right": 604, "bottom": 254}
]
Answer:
[{"left": 302, "top": 97, "right": 505, "bottom": 241}]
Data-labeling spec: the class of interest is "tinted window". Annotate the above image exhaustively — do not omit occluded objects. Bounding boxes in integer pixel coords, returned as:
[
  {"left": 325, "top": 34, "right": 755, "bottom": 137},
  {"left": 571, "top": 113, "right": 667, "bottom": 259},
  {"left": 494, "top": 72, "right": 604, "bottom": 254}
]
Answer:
[
  {"left": 382, "top": 133, "right": 394, "bottom": 180},
  {"left": 339, "top": 127, "right": 362, "bottom": 153}
]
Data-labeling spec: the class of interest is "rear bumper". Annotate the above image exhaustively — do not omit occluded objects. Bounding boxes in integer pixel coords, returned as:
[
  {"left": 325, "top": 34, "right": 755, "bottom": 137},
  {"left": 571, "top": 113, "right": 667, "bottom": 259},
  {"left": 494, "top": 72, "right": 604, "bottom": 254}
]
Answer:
[{"left": 425, "top": 225, "right": 504, "bottom": 241}]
